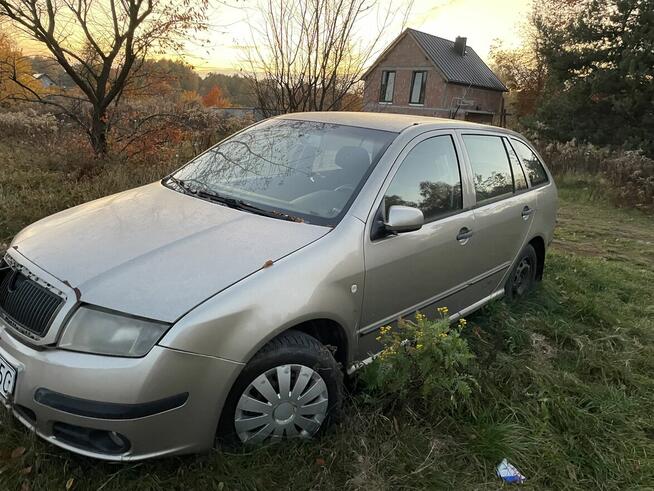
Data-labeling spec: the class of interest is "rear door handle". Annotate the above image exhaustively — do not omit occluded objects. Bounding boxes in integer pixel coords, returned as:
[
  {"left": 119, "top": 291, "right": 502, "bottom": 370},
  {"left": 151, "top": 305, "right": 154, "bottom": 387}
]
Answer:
[
  {"left": 456, "top": 227, "right": 473, "bottom": 242},
  {"left": 521, "top": 206, "right": 534, "bottom": 219}
]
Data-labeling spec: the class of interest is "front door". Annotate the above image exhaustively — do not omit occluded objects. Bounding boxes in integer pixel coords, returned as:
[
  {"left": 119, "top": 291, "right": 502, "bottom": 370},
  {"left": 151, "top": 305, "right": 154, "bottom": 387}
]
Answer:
[{"left": 357, "top": 132, "right": 481, "bottom": 357}]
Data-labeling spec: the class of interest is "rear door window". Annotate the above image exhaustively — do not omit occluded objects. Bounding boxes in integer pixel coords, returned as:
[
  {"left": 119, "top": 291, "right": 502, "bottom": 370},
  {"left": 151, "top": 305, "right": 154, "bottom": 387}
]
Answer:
[
  {"left": 384, "top": 135, "right": 462, "bottom": 221},
  {"left": 503, "top": 138, "right": 528, "bottom": 191},
  {"left": 462, "top": 134, "right": 514, "bottom": 203},
  {"left": 511, "top": 139, "right": 549, "bottom": 186}
]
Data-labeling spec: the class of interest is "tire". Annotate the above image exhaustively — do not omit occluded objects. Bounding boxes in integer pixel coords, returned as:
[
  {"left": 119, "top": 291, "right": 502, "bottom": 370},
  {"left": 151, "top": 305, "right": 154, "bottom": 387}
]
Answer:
[
  {"left": 216, "top": 330, "right": 344, "bottom": 446},
  {"left": 505, "top": 244, "right": 538, "bottom": 300}
]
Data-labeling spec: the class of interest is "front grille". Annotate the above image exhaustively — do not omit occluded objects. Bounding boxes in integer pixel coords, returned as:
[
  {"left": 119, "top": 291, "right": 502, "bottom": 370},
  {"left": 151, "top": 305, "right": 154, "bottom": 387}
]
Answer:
[{"left": 0, "top": 260, "right": 64, "bottom": 337}]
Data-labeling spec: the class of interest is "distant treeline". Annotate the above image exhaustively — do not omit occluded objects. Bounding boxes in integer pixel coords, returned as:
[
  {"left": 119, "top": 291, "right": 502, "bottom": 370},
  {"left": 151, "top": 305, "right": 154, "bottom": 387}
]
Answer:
[{"left": 29, "top": 56, "right": 257, "bottom": 107}]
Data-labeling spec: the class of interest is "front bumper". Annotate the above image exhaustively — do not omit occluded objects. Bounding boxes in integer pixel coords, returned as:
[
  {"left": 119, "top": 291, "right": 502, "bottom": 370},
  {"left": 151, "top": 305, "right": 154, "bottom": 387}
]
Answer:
[{"left": 0, "top": 324, "right": 243, "bottom": 461}]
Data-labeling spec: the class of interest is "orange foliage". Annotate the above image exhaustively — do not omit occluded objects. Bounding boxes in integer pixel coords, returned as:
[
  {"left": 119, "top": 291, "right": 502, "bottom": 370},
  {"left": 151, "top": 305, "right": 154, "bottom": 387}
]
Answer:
[
  {"left": 0, "top": 29, "right": 40, "bottom": 100},
  {"left": 202, "top": 85, "right": 230, "bottom": 107},
  {"left": 181, "top": 90, "right": 201, "bottom": 104}
]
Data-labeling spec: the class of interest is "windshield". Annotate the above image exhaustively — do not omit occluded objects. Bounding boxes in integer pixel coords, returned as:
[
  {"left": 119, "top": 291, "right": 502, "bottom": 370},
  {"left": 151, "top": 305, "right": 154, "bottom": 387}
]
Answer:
[{"left": 167, "top": 118, "right": 397, "bottom": 226}]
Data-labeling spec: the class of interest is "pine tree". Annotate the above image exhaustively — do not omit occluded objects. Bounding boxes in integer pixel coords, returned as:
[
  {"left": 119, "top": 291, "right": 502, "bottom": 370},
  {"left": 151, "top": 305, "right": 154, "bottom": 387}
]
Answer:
[{"left": 535, "top": 0, "right": 654, "bottom": 156}]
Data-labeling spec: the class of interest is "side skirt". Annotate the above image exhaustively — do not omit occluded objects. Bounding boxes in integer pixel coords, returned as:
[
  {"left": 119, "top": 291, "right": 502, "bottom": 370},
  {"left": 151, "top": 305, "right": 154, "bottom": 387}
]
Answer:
[{"left": 347, "top": 288, "right": 505, "bottom": 375}]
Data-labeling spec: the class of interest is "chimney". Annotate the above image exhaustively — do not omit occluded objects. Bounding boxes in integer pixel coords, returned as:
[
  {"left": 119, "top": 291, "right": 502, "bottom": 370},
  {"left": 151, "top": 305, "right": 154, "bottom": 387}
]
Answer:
[{"left": 454, "top": 36, "right": 467, "bottom": 56}]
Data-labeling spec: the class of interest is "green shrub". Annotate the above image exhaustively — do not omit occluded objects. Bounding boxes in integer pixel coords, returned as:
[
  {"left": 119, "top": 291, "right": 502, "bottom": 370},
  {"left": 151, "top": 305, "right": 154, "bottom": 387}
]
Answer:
[{"left": 360, "top": 310, "right": 478, "bottom": 413}]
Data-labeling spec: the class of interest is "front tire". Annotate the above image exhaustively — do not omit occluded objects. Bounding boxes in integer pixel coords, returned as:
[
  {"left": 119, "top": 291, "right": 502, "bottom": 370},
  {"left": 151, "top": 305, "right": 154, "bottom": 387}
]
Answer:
[
  {"left": 217, "top": 330, "right": 343, "bottom": 445},
  {"left": 505, "top": 244, "right": 538, "bottom": 300}
]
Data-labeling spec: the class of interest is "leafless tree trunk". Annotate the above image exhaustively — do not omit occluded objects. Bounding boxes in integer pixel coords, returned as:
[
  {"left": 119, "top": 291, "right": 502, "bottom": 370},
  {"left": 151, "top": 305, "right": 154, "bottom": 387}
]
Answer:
[
  {"left": 244, "top": 0, "right": 412, "bottom": 117},
  {"left": 0, "top": 0, "right": 208, "bottom": 155}
]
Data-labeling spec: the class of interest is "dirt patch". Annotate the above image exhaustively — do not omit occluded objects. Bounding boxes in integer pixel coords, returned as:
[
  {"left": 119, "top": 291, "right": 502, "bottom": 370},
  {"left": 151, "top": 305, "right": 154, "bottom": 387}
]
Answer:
[
  {"left": 531, "top": 333, "right": 557, "bottom": 361},
  {"left": 551, "top": 239, "right": 605, "bottom": 258}
]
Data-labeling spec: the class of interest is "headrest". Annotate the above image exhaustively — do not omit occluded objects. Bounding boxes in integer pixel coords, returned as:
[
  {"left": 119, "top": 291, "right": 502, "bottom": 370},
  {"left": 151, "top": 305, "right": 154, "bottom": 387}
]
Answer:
[{"left": 335, "top": 146, "right": 370, "bottom": 173}]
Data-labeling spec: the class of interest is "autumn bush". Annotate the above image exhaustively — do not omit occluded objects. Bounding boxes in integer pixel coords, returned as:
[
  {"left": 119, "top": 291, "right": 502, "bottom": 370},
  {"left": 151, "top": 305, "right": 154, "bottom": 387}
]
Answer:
[
  {"left": 108, "top": 98, "right": 254, "bottom": 158},
  {"left": 534, "top": 139, "right": 654, "bottom": 211},
  {"left": 0, "top": 105, "right": 253, "bottom": 247},
  {"left": 0, "top": 109, "right": 59, "bottom": 139}
]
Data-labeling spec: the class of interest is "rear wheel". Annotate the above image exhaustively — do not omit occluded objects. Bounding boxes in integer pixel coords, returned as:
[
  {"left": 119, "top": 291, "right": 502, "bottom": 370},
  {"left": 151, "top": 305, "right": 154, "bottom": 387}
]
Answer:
[
  {"left": 217, "top": 330, "right": 343, "bottom": 445},
  {"left": 505, "top": 244, "right": 538, "bottom": 300}
]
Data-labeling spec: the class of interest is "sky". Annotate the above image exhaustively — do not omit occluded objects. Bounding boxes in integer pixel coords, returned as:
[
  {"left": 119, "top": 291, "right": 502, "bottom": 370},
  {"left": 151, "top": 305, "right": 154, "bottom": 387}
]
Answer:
[
  {"left": 11, "top": 0, "right": 531, "bottom": 75},
  {"left": 184, "top": 0, "right": 531, "bottom": 75}
]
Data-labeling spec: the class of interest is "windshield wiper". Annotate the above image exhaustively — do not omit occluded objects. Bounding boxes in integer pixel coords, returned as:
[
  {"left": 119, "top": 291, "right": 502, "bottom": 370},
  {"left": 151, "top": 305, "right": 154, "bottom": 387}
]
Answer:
[
  {"left": 165, "top": 176, "right": 197, "bottom": 195},
  {"left": 195, "top": 190, "right": 304, "bottom": 223},
  {"left": 166, "top": 176, "right": 303, "bottom": 223}
]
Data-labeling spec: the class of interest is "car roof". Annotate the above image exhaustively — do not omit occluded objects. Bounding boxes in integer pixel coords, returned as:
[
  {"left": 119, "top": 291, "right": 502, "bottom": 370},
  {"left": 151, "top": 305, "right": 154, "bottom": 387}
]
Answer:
[{"left": 276, "top": 111, "right": 522, "bottom": 137}]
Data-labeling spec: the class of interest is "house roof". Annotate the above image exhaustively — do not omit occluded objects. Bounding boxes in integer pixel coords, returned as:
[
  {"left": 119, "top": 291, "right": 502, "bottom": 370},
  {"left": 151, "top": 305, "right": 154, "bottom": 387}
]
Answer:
[
  {"left": 363, "top": 28, "right": 507, "bottom": 92},
  {"left": 33, "top": 73, "right": 54, "bottom": 82}
]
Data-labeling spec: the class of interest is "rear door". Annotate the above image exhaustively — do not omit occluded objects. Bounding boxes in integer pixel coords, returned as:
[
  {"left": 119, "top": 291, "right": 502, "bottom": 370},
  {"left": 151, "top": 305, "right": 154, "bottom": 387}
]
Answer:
[{"left": 458, "top": 132, "right": 538, "bottom": 297}]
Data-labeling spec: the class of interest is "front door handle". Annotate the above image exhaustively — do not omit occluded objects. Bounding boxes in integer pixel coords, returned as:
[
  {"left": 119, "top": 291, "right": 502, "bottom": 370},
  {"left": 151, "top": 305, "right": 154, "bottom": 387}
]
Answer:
[
  {"left": 456, "top": 227, "right": 473, "bottom": 243},
  {"left": 521, "top": 206, "right": 534, "bottom": 219}
]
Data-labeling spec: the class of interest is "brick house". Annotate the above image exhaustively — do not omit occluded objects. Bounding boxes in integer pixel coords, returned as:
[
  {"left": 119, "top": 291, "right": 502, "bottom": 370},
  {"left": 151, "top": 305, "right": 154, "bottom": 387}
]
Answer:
[{"left": 362, "top": 28, "right": 507, "bottom": 125}]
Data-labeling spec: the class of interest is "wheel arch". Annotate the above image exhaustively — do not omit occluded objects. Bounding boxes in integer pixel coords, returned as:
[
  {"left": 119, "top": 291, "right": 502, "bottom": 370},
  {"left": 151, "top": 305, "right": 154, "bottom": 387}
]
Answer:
[{"left": 245, "top": 317, "right": 351, "bottom": 371}]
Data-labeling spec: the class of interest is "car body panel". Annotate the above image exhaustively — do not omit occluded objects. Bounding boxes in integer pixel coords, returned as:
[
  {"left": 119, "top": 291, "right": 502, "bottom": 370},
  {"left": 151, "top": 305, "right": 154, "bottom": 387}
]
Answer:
[
  {"left": 159, "top": 215, "right": 366, "bottom": 364},
  {"left": 454, "top": 128, "right": 540, "bottom": 282},
  {"left": 0, "top": 319, "right": 243, "bottom": 461},
  {"left": 358, "top": 130, "right": 481, "bottom": 349},
  {"left": 11, "top": 182, "right": 330, "bottom": 323}
]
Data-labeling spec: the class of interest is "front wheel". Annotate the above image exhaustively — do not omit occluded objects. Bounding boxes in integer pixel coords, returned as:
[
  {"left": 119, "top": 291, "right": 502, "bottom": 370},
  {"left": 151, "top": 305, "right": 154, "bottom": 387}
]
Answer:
[
  {"left": 217, "top": 330, "right": 343, "bottom": 445},
  {"left": 505, "top": 244, "right": 538, "bottom": 300}
]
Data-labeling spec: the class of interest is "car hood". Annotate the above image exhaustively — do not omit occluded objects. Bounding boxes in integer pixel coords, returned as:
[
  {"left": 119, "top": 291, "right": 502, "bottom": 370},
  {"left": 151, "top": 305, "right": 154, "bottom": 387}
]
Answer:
[{"left": 11, "top": 183, "right": 330, "bottom": 322}]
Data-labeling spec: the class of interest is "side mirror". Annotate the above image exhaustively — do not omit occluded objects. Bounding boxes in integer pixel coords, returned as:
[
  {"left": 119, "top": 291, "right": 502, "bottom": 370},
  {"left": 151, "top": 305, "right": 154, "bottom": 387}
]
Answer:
[{"left": 384, "top": 205, "right": 424, "bottom": 233}]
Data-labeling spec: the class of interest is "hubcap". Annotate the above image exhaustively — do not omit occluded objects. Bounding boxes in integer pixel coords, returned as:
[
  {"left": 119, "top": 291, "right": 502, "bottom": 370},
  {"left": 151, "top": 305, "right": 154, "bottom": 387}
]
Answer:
[
  {"left": 513, "top": 257, "right": 532, "bottom": 296},
  {"left": 234, "top": 364, "right": 329, "bottom": 444}
]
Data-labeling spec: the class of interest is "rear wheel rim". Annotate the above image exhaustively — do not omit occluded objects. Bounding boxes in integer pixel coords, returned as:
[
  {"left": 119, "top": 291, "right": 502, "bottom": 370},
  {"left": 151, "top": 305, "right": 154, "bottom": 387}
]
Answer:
[
  {"left": 234, "top": 364, "right": 329, "bottom": 444},
  {"left": 513, "top": 257, "right": 533, "bottom": 296}
]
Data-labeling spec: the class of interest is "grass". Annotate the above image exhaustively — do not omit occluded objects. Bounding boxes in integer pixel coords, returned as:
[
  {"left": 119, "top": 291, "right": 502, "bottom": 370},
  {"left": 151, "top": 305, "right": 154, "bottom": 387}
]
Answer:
[
  {"left": 0, "top": 141, "right": 653, "bottom": 489},
  {"left": 0, "top": 140, "right": 190, "bottom": 248}
]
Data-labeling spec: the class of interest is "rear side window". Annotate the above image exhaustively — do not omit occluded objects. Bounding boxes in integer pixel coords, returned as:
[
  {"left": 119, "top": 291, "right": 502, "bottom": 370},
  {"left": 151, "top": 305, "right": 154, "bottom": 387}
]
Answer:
[
  {"left": 384, "top": 135, "right": 462, "bottom": 221},
  {"left": 503, "top": 138, "right": 528, "bottom": 191},
  {"left": 511, "top": 139, "right": 549, "bottom": 186},
  {"left": 462, "top": 135, "right": 514, "bottom": 202}
]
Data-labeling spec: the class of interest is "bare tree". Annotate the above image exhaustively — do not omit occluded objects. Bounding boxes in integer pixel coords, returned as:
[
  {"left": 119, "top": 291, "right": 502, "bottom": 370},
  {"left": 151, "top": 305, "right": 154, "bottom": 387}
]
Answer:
[
  {"left": 0, "top": 0, "right": 209, "bottom": 155},
  {"left": 244, "top": 0, "right": 411, "bottom": 117}
]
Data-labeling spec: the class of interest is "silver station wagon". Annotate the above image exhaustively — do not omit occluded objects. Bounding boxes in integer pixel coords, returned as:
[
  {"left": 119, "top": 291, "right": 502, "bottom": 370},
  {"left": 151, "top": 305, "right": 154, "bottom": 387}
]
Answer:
[{"left": 0, "top": 112, "right": 557, "bottom": 460}]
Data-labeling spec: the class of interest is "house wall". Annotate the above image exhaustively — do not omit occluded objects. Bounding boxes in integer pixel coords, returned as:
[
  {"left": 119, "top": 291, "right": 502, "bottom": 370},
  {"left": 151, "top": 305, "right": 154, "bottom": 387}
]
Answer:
[{"left": 362, "top": 34, "right": 504, "bottom": 125}]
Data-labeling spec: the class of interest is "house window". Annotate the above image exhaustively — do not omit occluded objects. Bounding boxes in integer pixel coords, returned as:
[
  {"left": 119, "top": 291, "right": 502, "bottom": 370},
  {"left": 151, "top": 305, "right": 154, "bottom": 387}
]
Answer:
[
  {"left": 409, "top": 71, "right": 427, "bottom": 104},
  {"left": 379, "top": 71, "right": 395, "bottom": 103}
]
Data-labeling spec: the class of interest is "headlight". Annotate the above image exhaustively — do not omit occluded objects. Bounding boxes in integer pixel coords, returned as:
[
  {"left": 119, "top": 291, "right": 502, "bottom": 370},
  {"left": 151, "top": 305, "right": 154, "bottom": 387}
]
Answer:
[{"left": 59, "top": 306, "right": 170, "bottom": 357}]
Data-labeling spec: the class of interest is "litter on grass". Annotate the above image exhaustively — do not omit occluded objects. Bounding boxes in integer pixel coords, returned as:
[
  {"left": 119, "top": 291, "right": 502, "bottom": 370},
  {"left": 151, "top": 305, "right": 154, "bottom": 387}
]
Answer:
[{"left": 496, "top": 458, "right": 526, "bottom": 484}]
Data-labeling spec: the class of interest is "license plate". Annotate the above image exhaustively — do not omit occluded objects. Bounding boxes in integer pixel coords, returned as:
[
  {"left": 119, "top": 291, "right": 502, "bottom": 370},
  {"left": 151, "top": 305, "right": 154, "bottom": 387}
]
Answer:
[{"left": 0, "top": 354, "right": 17, "bottom": 401}]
